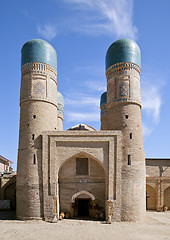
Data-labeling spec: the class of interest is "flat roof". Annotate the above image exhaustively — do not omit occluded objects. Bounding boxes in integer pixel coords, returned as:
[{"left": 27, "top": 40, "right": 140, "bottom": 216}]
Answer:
[{"left": 0, "top": 155, "right": 13, "bottom": 163}]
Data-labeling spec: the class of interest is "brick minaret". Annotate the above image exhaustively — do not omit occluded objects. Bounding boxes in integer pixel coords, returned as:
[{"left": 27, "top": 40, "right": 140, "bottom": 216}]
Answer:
[
  {"left": 105, "top": 39, "right": 146, "bottom": 221},
  {"left": 17, "top": 39, "right": 58, "bottom": 219}
]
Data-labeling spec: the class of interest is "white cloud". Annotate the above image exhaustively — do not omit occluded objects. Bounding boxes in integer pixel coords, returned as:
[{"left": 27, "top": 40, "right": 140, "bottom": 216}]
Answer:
[
  {"left": 141, "top": 73, "right": 163, "bottom": 137},
  {"left": 72, "top": 64, "right": 106, "bottom": 92},
  {"left": 63, "top": 0, "right": 137, "bottom": 39},
  {"left": 65, "top": 111, "right": 99, "bottom": 122},
  {"left": 142, "top": 85, "right": 161, "bottom": 123},
  {"left": 142, "top": 123, "right": 153, "bottom": 137},
  {"left": 141, "top": 68, "right": 163, "bottom": 124},
  {"left": 64, "top": 96, "right": 100, "bottom": 107},
  {"left": 37, "top": 24, "right": 57, "bottom": 40},
  {"left": 84, "top": 81, "right": 106, "bottom": 92},
  {"left": 63, "top": 86, "right": 101, "bottom": 124}
]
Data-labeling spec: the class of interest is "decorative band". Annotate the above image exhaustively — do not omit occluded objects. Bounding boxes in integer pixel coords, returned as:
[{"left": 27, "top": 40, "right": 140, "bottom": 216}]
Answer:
[
  {"left": 107, "top": 98, "right": 141, "bottom": 108},
  {"left": 106, "top": 62, "right": 140, "bottom": 80},
  {"left": 21, "top": 62, "right": 57, "bottom": 79},
  {"left": 20, "top": 98, "right": 58, "bottom": 108},
  {"left": 58, "top": 113, "right": 63, "bottom": 119}
]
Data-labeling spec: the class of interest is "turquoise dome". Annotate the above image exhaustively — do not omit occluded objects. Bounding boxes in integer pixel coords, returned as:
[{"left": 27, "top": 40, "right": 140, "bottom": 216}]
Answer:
[
  {"left": 100, "top": 92, "right": 107, "bottom": 107},
  {"left": 106, "top": 39, "right": 141, "bottom": 71},
  {"left": 21, "top": 39, "right": 57, "bottom": 70},
  {"left": 58, "top": 91, "right": 64, "bottom": 106}
]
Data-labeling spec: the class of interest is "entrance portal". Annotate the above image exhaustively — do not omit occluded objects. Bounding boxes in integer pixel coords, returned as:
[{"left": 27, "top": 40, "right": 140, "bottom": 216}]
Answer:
[{"left": 77, "top": 199, "right": 90, "bottom": 217}]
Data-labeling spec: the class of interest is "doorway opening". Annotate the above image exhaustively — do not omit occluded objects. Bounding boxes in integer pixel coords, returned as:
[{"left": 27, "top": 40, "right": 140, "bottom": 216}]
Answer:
[{"left": 77, "top": 198, "right": 90, "bottom": 217}]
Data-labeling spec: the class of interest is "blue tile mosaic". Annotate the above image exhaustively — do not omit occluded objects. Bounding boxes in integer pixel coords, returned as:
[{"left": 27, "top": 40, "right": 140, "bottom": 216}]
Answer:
[
  {"left": 106, "top": 39, "right": 141, "bottom": 71},
  {"left": 21, "top": 39, "right": 57, "bottom": 70}
]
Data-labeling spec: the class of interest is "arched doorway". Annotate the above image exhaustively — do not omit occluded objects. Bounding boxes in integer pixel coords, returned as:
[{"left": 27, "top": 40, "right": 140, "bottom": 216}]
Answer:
[
  {"left": 71, "top": 190, "right": 95, "bottom": 218},
  {"left": 146, "top": 184, "right": 156, "bottom": 210},
  {"left": 164, "top": 186, "right": 170, "bottom": 209},
  {"left": 58, "top": 152, "right": 106, "bottom": 219}
]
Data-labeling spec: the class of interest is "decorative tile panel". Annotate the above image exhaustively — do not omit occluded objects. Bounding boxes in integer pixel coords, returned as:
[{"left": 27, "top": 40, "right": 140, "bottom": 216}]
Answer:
[
  {"left": 116, "top": 76, "right": 130, "bottom": 100},
  {"left": 119, "top": 82, "right": 129, "bottom": 97},
  {"left": 33, "top": 81, "right": 46, "bottom": 97}
]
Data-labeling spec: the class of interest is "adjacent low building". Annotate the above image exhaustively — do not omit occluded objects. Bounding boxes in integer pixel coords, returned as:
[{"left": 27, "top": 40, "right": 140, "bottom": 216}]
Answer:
[
  {"left": 0, "top": 155, "right": 13, "bottom": 173},
  {"left": 146, "top": 158, "right": 170, "bottom": 211},
  {"left": 0, "top": 155, "right": 16, "bottom": 210}
]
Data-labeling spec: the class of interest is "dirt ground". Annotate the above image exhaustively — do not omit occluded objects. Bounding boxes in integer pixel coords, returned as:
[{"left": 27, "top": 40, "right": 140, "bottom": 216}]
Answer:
[{"left": 0, "top": 211, "right": 170, "bottom": 240}]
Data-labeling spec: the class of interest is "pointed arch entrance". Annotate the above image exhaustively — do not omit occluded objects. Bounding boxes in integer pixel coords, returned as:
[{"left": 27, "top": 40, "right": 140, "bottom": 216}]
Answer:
[
  {"left": 71, "top": 190, "right": 95, "bottom": 218},
  {"left": 146, "top": 184, "right": 157, "bottom": 210},
  {"left": 58, "top": 152, "right": 106, "bottom": 219}
]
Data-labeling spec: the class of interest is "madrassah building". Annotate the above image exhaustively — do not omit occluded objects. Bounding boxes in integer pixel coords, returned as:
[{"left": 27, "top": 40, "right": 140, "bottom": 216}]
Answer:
[{"left": 13, "top": 39, "right": 170, "bottom": 222}]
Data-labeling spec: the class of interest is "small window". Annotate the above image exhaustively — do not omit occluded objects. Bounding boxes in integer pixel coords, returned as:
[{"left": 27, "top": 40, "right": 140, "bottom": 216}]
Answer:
[
  {"left": 76, "top": 158, "right": 88, "bottom": 175},
  {"left": 130, "top": 133, "right": 132, "bottom": 139},
  {"left": 128, "top": 155, "right": 131, "bottom": 165},
  {"left": 33, "top": 154, "right": 36, "bottom": 164},
  {"left": 125, "top": 115, "right": 128, "bottom": 119},
  {"left": 33, "top": 115, "right": 36, "bottom": 119},
  {"left": 32, "top": 134, "right": 35, "bottom": 140}
]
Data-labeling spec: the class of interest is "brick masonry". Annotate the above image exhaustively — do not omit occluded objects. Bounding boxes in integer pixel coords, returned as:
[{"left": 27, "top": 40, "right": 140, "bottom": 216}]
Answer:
[{"left": 16, "top": 40, "right": 170, "bottom": 223}]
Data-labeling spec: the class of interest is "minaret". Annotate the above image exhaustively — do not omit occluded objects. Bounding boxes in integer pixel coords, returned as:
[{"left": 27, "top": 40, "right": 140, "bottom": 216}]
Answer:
[
  {"left": 105, "top": 39, "right": 146, "bottom": 221},
  {"left": 17, "top": 39, "right": 58, "bottom": 219},
  {"left": 100, "top": 92, "right": 108, "bottom": 130},
  {"left": 57, "top": 91, "right": 64, "bottom": 130}
]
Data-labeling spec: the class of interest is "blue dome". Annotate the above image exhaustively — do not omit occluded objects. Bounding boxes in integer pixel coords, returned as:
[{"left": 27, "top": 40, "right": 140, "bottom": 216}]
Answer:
[
  {"left": 21, "top": 39, "right": 57, "bottom": 70},
  {"left": 58, "top": 91, "right": 64, "bottom": 106},
  {"left": 100, "top": 92, "right": 107, "bottom": 107},
  {"left": 106, "top": 39, "right": 141, "bottom": 71}
]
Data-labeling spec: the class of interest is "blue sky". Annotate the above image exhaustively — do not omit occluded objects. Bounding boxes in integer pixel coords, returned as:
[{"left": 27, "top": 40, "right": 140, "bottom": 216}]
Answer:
[{"left": 0, "top": 0, "right": 170, "bottom": 170}]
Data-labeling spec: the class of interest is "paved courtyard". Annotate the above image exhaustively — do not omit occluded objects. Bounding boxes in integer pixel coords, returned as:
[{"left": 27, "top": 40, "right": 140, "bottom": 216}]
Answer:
[{"left": 0, "top": 211, "right": 170, "bottom": 240}]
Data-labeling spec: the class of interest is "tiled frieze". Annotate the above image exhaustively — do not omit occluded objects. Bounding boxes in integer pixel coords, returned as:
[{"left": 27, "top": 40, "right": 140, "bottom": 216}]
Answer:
[
  {"left": 106, "top": 62, "right": 140, "bottom": 81},
  {"left": 21, "top": 62, "right": 57, "bottom": 82}
]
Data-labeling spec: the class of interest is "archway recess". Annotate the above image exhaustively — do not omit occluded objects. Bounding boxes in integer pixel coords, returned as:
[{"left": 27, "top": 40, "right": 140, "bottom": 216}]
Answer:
[
  {"left": 146, "top": 184, "right": 156, "bottom": 210},
  {"left": 58, "top": 152, "right": 106, "bottom": 219}
]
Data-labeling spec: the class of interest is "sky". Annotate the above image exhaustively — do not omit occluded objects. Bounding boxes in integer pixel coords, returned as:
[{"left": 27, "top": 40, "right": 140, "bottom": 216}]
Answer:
[{"left": 0, "top": 0, "right": 170, "bottom": 171}]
